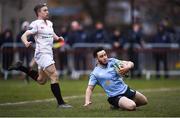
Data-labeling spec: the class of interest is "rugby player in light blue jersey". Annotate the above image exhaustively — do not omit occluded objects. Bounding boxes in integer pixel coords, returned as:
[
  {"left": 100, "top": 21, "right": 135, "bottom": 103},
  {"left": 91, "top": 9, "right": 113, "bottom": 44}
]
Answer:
[{"left": 84, "top": 47, "right": 147, "bottom": 111}]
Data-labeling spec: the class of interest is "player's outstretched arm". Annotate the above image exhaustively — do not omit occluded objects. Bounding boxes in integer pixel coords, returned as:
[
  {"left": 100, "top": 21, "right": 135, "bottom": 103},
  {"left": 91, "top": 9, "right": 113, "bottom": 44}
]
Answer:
[
  {"left": 53, "top": 33, "right": 64, "bottom": 41},
  {"left": 84, "top": 85, "right": 94, "bottom": 107},
  {"left": 21, "top": 30, "right": 33, "bottom": 48}
]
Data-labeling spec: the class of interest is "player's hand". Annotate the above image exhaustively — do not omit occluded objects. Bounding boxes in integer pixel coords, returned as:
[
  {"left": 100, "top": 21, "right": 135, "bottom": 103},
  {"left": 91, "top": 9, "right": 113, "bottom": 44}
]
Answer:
[
  {"left": 83, "top": 101, "right": 92, "bottom": 107},
  {"left": 118, "top": 67, "right": 128, "bottom": 76},
  {"left": 58, "top": 36, "right": 64, "bottom": 41},
  {"left": 24, "top": 41, "right": 33, "bottom": 48}
]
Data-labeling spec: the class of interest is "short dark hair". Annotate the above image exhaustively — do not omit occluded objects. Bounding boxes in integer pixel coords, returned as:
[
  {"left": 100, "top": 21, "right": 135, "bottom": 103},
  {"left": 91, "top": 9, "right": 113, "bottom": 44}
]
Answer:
[
  {"left": 93, "top": 47, "right": 105, "bottom": 58},
  {"left": 34, "top": 3, "right": 47, "bottom": 17}
]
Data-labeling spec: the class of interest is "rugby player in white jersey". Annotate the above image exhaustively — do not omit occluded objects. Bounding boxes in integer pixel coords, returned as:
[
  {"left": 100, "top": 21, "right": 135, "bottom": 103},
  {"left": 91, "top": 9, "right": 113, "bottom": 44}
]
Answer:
[{"left": 8, "top": 3, "right": 72, "bottom": 108}]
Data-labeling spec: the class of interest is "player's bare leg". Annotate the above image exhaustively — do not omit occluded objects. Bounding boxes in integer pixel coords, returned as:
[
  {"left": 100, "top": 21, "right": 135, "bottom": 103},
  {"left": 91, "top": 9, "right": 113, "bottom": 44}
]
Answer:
[
  {"left": 44, "top": 64, "right": 72, "bottom": 108},
  {"left": 118, "top": 96, "right": 136, "bottom": 111},
  {"left": 29, "top": 58, "right": 36, "bottom": 68},
  {"left": 36, "top": 69, "right": 47, "bottom": 85},
  {"left": 133, "top": 91, "right": 148, "bottom": 107}
]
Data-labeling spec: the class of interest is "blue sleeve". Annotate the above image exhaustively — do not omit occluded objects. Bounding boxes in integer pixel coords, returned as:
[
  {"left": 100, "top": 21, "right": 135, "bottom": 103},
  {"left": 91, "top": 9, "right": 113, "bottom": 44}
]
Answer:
[
  {"left": 88, "top": 73, "right": 98, "bottom": 86},
  {"left": 110, "top": 58, "right": 121, "bottom": 63},
  {"left": 110, "top": 58, "right": 124, "bottom": 67}
]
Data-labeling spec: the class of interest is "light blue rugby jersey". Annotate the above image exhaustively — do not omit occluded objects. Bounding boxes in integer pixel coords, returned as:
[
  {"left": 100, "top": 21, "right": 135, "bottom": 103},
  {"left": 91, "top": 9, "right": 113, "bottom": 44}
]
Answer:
[{"left": 88, "top": 58, "right": 128, "bottom": 97}]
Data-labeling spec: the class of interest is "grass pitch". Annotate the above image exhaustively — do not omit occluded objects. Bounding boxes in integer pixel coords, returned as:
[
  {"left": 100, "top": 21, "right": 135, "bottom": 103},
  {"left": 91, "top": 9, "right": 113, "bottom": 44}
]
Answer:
[{"left": 0, "top": 76, "right": 180, "bottom": 117}]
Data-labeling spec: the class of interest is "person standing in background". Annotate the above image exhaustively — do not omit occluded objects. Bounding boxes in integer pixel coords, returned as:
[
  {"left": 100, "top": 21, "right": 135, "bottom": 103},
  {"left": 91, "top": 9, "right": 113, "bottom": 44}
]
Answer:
[
  {"left": 127, "top": 23, "right": 144, "bottom": 78},
  {"left": 152, "top": 24, "right": 171, "bottom": 79},
  {"left": 1, "top": 29, "right": 14, "bottom": 79}
]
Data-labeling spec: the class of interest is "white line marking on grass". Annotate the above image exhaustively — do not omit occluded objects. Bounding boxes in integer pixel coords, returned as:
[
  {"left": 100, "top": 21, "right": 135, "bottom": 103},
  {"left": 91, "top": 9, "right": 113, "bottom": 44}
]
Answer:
[
  {"left": 0, "top": 94, "right": 103, "bottom": 106},
  {"left": 140, "top": 88, "right": 180, "bottom": 92},
  {"left": 0, "top": 88, "right": 179, "bottom": 106}
]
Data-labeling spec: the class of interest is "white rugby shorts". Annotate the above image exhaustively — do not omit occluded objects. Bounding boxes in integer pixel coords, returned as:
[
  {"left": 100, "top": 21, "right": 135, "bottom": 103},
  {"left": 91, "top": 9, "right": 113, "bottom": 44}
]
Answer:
[{"left": 34, "top": 52, "right": 55, "bottom": 70}]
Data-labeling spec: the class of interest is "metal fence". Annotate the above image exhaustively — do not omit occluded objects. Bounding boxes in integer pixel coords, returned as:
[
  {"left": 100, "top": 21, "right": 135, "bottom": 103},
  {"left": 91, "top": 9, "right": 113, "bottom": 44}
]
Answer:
[{"left": 0, "top": 43, "right": 180, "bottom": 80}]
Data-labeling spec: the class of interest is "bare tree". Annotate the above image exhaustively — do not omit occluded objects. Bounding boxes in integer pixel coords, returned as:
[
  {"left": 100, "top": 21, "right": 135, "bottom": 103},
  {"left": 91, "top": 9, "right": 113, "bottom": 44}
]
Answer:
[
  {"left": 135, "top": 0, "right": 180, "bottom": 25},
  {"left": 81, "top": 0, "right": 109, "bottom": 23}
]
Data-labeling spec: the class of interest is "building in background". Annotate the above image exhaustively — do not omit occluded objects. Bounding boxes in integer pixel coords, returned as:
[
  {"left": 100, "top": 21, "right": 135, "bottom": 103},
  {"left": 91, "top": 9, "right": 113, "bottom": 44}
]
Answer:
[
  {"left": 0, "top": 0, "right": 47, "bottom": 36},
  {"left": 0, "top": 0, "right": 180, "bottom": 36}
]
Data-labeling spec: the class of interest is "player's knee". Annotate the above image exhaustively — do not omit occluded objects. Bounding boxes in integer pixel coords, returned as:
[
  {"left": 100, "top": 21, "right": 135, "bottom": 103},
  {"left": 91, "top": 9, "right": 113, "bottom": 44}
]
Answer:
[
  {"left": 39, "top": 81, "right": 46, "bottom": 85},
  {"left": 50, "top": 71, "right": 58, "bottom": 83},
  {"left": 127, "top": 102, "right": 136, "bottom": 111},
  {"left": 142, "top": 96, "right": 148, "bottom": 105},
  {"left": 49, "top": 70, "right": 58, "bottom": 78},
  {"left": 37, "top": 78, "right": 47, "bottom": 85}
]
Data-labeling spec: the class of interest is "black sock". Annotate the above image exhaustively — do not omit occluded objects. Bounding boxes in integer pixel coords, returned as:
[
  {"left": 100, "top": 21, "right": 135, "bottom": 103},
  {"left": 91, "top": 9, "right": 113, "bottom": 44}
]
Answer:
[
  {"left": 19, "top": 66, "right": 38, "bottom": 81},
  {"left": 51, "top": 83, "right": 65, "bottom": 105}
]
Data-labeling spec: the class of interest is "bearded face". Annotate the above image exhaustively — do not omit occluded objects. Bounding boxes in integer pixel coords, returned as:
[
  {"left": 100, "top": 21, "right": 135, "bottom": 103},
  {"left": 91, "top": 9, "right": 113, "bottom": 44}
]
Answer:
[{"left": 96, "top": 50, "right": 108, "bottom": 66}]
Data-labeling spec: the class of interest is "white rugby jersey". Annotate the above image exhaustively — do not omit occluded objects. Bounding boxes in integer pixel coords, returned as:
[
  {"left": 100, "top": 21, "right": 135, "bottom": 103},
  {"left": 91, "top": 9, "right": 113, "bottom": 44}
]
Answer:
[{"left": 28, "top": 19, "right": 55, "bottom": 54}]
